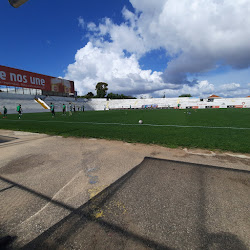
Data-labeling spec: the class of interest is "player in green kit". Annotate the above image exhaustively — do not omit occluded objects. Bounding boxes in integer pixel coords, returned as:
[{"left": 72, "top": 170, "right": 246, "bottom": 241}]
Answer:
[
  {"left": 17, "top": 104, "right": 22, "bottom": 119},
  {"left": 62, "top": 104, "right": 66, "bottom": 115},
  {"left": 3, "top": 106, "right": 7, "bottom": 118},
  {"left": 50, "top": 103, "right": 55, "bottom": 118}
]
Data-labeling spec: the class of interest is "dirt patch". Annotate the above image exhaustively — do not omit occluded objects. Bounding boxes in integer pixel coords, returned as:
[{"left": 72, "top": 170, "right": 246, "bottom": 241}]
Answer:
[
  {"left": 0, "top": 154, "right": 47, "bottom": 175},
  {"left": 214, "top": 155, "right": 250, "bottom": 166},
  {"left": 150, "top": 151, "right": 160, "bottom": 156}
]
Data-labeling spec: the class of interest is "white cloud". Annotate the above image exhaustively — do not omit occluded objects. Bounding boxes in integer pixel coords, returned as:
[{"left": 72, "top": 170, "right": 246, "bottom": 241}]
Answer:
[
  {"left": 65, "top": 0, "right": 250, "bottom": 97},
  {"left": 154, "top": 80, "right": 214, "bottom": 98},
  {"left": 87, "top": 22, "right": 98, "bottom": 31},
  {"left": 65, "top": 42, "right": 165, "bottom": 96},
  {"left": 127, "top": 0, "right": 250, "bottom": 84},
  {"left": 218, "top": 83, "right": 240, "bottom": 92},
  {"left": 153, "top": 81, "right": 249, "bottom": 98},
  {"left": 78, "top": 16, "right": 85, "bottom": 29}
]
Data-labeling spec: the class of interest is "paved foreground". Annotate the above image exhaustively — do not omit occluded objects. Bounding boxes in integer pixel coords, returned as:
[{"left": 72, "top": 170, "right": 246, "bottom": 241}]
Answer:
[
  {"left": 0, "top": 130, "right": 249, "bottom": 249},
  {"left": 23, "top": 158, "right": 250, "bottom": 250}
]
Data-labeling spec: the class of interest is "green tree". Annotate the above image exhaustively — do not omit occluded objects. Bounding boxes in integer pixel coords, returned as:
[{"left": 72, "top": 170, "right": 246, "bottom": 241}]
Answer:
[
  {"left": 106, "top": 92, "right": 137, "bottom": 99},
  {"left": 95, "top": 82, "right": 108, "bottom": 98},
  {"left": 85, "top": 92, "right": 94, "bottom": 99},
  {"left": 107, "top": 93, "right": 117, "bottom": 99},
  {"left": 179, "top": 94, "right": 192, "bottom": 97}
]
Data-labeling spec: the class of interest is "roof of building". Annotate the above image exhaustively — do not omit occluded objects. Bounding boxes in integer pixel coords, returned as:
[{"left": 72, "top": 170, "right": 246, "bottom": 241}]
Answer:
[{"left": 208, "top": 94, "right": 221, "bottom": 98}]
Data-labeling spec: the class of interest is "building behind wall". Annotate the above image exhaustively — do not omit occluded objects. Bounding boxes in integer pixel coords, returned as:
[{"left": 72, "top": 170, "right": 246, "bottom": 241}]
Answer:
[{"left": 0, "top": 65, "right": 75, "bottom": 98}]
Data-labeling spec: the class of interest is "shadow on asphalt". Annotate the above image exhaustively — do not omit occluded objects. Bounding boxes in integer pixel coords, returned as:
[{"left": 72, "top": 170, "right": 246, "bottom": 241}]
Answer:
[
  {"left": 0, "top": 136, "right": 17, "bottom": 144},
  {"left": 0, "top": 236, "right": 17, "bottom": 250},
  {"left": 1, "top": 158, "right": 249, "bottom": 249}
]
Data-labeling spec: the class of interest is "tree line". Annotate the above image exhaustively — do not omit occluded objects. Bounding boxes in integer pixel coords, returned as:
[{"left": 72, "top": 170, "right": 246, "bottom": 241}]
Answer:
[
  {"left": 78, "top": 82, "right": 192, "bottom": 99},
  {"left": 78, "top": 82, "right": 136, "bottom": 99}
]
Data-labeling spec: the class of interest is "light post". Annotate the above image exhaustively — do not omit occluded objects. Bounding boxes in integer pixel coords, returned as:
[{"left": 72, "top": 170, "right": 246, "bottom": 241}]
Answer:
[{"left": 9, "top": 0, "right": 29, "bottom": 8}]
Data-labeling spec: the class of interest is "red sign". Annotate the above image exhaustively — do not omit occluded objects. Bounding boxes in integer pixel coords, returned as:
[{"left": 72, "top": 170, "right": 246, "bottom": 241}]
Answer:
[{"left": 0, "top": 65, "right": 74, "bottom": 94}]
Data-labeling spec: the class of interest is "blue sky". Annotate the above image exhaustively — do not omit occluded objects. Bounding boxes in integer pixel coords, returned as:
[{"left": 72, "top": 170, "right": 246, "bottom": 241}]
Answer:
[
  {"left": 0, "top": 0, "right": 129, "bottom": 76},
  {"left": 1, "top": 0, "right": 250, "bottom": 98}
]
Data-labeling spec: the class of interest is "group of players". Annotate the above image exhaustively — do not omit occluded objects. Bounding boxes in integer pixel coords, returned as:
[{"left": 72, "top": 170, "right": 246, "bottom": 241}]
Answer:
[
  {"left": 1, "top": 104, "right": 22, "bottom": 119},
  {"left": 1, "top": 103, "right": 84, "bottom": 119},
  {"left": 50, "top": 103, "right": 84, "bottom": 117}
]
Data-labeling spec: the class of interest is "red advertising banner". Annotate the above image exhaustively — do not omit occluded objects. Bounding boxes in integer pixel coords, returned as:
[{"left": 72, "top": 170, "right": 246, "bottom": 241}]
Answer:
[{"left": 0, "top": 65, "right": 74, "bottom": 94}]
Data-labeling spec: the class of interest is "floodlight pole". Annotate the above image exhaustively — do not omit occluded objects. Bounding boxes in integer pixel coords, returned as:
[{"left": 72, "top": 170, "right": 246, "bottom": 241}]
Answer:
[{"left": 9, "top": 0, "right": 29, "bottom": 8}]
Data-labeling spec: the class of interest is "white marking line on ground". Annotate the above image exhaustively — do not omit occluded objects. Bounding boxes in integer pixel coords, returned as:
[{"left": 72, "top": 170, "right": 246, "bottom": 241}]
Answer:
[
  {"left": 16, "top": 170, "right": 83, "bottom": 228},
  {"left": 2, "top": 119, "right": 250, "bottom": 130}
]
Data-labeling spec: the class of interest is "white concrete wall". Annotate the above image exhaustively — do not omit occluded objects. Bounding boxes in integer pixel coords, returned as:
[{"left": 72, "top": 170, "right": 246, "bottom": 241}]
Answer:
[
  {"left": 52, "top": 97, "right": 250, "bottom": 111},
  {"left": 1, "top": 92, "right": 250, "bottom": 114},
  {"left": 108, "top": 97, "right": 250, "bottom": 110}
]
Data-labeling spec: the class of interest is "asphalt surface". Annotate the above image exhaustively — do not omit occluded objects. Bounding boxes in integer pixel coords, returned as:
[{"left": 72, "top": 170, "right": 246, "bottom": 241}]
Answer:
[
  {"left": 0, "top": 130, "right": 250, "bottom": 249},
  {"left": 18, "top": 158, "right": 249, "bottom": 250}
]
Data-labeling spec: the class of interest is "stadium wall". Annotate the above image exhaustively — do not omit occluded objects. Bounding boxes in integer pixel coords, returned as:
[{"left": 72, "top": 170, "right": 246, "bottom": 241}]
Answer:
[
  {"left": 0, "top": 92, "right": 50, "bottom": 114},
  {"left": 1, "top": 92, "right": 250, "bottom": 114},
  {"left": 41, "top": 96, "right": 250, "bottom": 111},
  {"left": 84, "top": 97, "right": 250, "bottom": 110}
]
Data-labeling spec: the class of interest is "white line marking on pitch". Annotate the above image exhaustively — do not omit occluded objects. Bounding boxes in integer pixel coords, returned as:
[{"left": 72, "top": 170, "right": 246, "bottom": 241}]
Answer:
[{"left": 2, "top": 119, "right": 250, "bottom": 130}]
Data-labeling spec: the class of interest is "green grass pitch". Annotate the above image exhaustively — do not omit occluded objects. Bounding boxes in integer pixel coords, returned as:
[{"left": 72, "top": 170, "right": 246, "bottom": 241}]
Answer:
[{"left": 0, "top": 108, "right": 250, "bottom": 153}]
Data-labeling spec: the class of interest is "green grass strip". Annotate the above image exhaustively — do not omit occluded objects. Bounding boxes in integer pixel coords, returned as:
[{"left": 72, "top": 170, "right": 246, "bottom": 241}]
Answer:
[{"left": 0, "top": 109, "right": 249, "bottom": 153}]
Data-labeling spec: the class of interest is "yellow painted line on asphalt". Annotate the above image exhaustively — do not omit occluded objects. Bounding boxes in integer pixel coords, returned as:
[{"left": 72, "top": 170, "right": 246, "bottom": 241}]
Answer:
[{"left": 88, "top": 185, "right": 107, "bottom": 199}]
